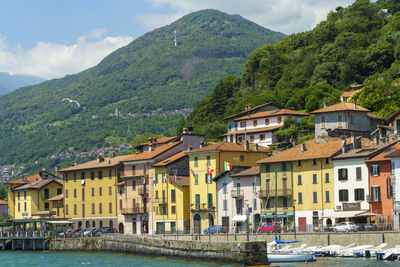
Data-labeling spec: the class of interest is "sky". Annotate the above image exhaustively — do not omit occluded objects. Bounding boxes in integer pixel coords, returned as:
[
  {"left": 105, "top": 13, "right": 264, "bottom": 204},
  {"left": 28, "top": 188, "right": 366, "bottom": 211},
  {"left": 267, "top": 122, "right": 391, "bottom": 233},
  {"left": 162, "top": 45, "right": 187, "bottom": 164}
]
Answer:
[{"left": 0, "top": 0, "right": 356, "bottom": 80}]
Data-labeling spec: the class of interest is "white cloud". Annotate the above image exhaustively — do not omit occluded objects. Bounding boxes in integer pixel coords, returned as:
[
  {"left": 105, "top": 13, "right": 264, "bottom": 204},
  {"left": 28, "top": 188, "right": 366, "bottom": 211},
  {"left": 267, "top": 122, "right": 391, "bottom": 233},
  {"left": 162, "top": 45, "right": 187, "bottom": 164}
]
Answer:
[
  {"left": 0, "top": 29, "right": 133, "bottom": 80},
  {"left": 140, "top": 0, "right": 355, "bottom": 34}
]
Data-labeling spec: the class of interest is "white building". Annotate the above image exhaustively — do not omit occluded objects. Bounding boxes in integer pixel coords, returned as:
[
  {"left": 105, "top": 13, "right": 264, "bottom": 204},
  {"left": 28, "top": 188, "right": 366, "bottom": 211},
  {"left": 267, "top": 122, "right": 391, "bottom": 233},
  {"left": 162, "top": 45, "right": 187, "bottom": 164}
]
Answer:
[{"left": 386, "top": 148, "right": 400, "bottom": 230}]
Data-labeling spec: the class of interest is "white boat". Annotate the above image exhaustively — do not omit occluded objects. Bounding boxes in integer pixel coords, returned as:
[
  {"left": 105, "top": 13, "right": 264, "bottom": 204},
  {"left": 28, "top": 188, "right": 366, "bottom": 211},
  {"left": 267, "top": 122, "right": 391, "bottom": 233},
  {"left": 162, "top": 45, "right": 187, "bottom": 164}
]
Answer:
[{"left": 268, "top": 252, "right": 316, "bottom": 263}]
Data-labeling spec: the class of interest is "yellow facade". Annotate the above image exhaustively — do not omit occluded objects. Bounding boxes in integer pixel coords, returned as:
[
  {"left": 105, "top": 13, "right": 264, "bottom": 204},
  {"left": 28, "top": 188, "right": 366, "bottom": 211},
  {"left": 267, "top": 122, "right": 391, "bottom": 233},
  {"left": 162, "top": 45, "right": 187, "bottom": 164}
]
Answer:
[
  {"left": 63, "top": 166, "right": 118, "bottom": 228},
  {"left": 153, "top": 166, "right": 190, "bottom": 233},
  {"left": 11, "top": 181, "right": 63, "bottom": 219},
  {"left": 292, "top": 158, "right": 334, "bottom": 212},
  {"left": 188, "top": 149, "right": 266, "bottom": 233}
]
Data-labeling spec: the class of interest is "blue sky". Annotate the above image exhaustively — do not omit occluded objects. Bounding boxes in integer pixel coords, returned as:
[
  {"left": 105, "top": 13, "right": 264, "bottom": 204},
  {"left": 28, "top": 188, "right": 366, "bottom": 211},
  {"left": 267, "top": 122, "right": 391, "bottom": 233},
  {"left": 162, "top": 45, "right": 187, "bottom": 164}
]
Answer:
[{"left": 0, "top": 0, "right": 355, "bottom": 79}]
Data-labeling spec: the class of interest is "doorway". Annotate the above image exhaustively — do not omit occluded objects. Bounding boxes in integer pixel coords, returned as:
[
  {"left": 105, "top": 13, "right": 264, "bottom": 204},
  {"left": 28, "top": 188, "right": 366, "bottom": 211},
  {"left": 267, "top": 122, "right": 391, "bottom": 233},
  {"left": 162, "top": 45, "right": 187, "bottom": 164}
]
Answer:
[
  {"left": 119, "top": 223, "right": 124, "bottom": 234},
  {"left": 193, "top": 214, "right": 201, "bottom": 234}
]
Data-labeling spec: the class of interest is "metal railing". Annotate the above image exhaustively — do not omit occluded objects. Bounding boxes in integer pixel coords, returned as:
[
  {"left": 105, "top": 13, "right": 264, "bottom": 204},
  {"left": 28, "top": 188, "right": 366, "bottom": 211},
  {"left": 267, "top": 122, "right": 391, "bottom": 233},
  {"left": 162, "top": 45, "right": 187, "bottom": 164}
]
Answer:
[
  {"left": 231, "top": 189, "right": 244, "bottom": 198},
  {"left": 258, "top": 189, "right": 292, "bottom": 198},
  {"left": 120, "top": 205, "right": 145, "bottom": 215},
  {"left": 154, "top": 197, "right": 167, "bottom": 204}
]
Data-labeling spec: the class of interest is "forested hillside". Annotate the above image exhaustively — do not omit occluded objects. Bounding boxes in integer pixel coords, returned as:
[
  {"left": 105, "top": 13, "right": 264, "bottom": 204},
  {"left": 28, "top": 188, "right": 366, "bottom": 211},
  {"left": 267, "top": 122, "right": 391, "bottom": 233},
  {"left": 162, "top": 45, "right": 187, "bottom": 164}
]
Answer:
[
  {"left": 181, "top": 0, "right": 400, "bottom": 139},
  {"left": 0, "top": 9, "right": 284, "bottom": 174}
]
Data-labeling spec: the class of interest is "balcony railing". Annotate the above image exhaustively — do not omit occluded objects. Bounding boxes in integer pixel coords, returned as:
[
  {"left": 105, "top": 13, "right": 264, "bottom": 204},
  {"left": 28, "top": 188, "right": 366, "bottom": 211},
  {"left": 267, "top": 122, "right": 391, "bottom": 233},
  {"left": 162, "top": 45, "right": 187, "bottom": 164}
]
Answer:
[
  {"left": 120, "top": 170, "right": 148, "bottom": 178},
  {"left": 138, "top": 186, "right": 148, "bottom": 196},
  {"left": 120, "top": 205, "right": 145, "bottom": 215},
  {"left": 231, "top": 189, "right": 244, "bottom": 198},
  {"left": 154, "top": 197, "right": 167, "bottom": 204},
  {"left": 258, "top": 189, "right": 292, "bottom": 198},
  {"left": 190, "top": 203, "right": 215, "bottom": 212}
]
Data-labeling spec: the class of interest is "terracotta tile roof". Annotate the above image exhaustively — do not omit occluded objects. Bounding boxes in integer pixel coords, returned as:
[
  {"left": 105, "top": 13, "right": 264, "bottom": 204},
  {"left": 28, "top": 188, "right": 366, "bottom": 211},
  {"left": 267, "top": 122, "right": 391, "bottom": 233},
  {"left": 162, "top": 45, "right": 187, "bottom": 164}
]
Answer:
[
  {"left": 341, "top": 91, "right": 354, "bottom": 98},
  {"left": 223, "top": 102, "right": 282, "bottom": 120},
  {"left": 231, "top": 166, "right": 260, "bottom": 177},
  {"left": 386, "top": 108, "right": 400, "bottom": 122},
  {"left": 310, "top": 102, "right": 370, "bottom": 114},
  {"left": 219, "top": 125, "right": 282, "bottom": 136},
  {"left": 5, "top": 173, "right": 42, "bottom": 185},
  {"left": 187, "top": 142, "right": 269, "bottom": 154},
  {"left": 137, "top": 136, "right": 177, "bottom": 147},
  {"left": 333, "top": 139, "right": 390, "bottom": 160},
  {"left": 121, "top": 142, "right": 181, "bottom": 162},
  {"left": 12, "top": 178, "right": 63, "bottom": 191},
  {"left": 234, "top": 109, "right": 308, "bottom": 122},
  {"left": 257, "top": 138, "right": 348, "bottom": 163},
  {"left": 0, "top": 200, "right": 7, "bottom": 205},
  {"left": 350, "top": 83, "right": 363, "bottom": 89},
  {"left": 48, "top": 194, "right": 63, "bottom": 201},
  {"left": 368, "top": 142, "right": 400, "bottom": 162},
  {"left": 176, "top": 176, "right": 190, "bottom": 186},
  {"left": 152, "top": 151, "right": 187, "bottom": 167},
  {"left": 367, "top": 113, "right": 382, "bottom": 120},
  {"left": 60, "top": 155, "right": 132, "bottom": 172}
]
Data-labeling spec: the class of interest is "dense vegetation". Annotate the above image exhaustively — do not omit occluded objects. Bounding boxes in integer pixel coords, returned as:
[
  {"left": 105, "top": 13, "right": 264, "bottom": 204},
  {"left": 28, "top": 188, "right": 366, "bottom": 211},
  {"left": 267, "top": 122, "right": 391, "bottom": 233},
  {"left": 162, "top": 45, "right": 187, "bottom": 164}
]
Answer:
[
  {"left": 0, "top": 9, "right": 284, "bottom": 174},
  {"left": 181, "top": 0, "right": 400, "bottom": 139}
]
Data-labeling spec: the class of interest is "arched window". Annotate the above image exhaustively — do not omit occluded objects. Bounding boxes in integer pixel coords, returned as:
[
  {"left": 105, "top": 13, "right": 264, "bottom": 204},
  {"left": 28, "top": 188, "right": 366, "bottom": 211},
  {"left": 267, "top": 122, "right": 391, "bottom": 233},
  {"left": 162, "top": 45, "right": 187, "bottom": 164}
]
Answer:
[
  {"left": 100, "top": 221, "right": 103, "bottom": 228},
  {"left": 92, "top": 221, "right": 96, "bottom": 228},
  {"left": 86, "top": 221, "right": 90, "bottom": 228},
  {"left": 110, "top": 220, "right": 113, "bottom": 228},
  {"left": 78, "top": 221, "right": 82, "bottom": 228}
]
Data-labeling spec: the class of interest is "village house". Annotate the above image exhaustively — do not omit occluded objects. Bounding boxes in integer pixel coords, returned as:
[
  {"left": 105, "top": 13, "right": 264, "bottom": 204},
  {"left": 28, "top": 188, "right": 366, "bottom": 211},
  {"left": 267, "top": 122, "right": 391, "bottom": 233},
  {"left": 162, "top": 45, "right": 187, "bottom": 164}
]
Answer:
[{"left": 385, "top": 147, "right": 400, "bottom": 230}]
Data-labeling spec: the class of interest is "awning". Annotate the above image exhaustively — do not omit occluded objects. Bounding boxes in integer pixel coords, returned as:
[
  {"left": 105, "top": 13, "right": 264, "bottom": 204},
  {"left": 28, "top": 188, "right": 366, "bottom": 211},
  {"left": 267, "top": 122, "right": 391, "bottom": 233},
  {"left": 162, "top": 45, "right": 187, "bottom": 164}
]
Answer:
[
  {"left": 46, "top": 220, "right": 74, "bottom": 225},
  {"left": 322, "top": 210, "right": 362, "bottom": 218},
  {"left": 354, "top": 211, "right": 377, "bottom": 217},
  {"left": 116, "top": 181, "right": 125, "bottom": 185},
  {"left": 232, "top": 215, "right": 247, "bottom": 222}
]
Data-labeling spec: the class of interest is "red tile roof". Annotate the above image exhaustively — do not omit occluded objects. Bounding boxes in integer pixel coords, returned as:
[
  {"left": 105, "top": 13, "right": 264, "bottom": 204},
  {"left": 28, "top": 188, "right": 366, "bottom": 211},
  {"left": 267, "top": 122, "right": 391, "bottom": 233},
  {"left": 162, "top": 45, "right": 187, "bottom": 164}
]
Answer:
[
  {"left": 187, "top": 142, "right": 269, "bottom": 154},
  {"left": 121, "top": 142, "right": 181, "bottom": 162},
  {"left": 341, "top": 91, "right": 354, "bottom": 98},
  {"left": 223, "top": 102, "right": 282, "bottom": 120},
  {"left": 310, "top": 102, "right": 370, "bottom": 114},
  {"left": 231, "top": 166, "right": 260, "bottom": 177},
  {"left": 234, "top": 109, "right": 309, "bottom": 122},
  {"left": 60, "top": 155, "right": 132, "bottom": 172},
  {"left": 369, "top": 142, "right": 400, "bottom": 162},
  {"left": 152, "top": 151, "right": 187, "bottom": 167},
  {"left": 12, "top": 178, "right": 63, "bottom": 191},
  {"left": 220, "top": 125, "right": 282, "bottom": 136},
  {"left": 0, "top": 200, "right": 7, "bottom": 205}
]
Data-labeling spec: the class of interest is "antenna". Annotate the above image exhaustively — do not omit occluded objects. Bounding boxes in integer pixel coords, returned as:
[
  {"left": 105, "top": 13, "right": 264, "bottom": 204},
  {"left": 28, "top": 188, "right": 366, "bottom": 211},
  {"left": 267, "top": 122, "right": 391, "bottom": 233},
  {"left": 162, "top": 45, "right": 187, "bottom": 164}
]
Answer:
[{"left": 174, "top": 30, "right": 177, "bottom": 47}]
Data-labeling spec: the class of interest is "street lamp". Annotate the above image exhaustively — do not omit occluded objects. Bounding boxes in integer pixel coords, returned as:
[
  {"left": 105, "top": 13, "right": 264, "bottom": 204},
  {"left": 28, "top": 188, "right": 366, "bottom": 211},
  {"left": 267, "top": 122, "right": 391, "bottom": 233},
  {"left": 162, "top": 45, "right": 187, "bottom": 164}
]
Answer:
[
  {"left": 245, "top": 200, "right": 250, "bottom": 242},
  {"left": 293, "top": 198, "right": 296, "bottom": 239}
]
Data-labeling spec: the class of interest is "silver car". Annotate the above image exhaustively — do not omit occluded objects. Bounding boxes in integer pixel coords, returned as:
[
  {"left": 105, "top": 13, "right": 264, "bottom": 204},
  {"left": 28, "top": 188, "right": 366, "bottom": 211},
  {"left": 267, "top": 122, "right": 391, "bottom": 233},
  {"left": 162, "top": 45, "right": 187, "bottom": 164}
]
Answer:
[{"left": 333, "top": 222, "right": 357, "bottom": 232}]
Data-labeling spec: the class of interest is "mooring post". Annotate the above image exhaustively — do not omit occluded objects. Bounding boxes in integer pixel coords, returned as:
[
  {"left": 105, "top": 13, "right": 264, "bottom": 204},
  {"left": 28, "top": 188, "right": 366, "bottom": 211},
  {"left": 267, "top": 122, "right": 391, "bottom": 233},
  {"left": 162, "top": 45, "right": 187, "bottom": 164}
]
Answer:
[
  {"left": 327, "top": 233, "right": 330, "bottom": 246},
  {"left": 382, "top": 232, "right": 385, "bottom": 243}
]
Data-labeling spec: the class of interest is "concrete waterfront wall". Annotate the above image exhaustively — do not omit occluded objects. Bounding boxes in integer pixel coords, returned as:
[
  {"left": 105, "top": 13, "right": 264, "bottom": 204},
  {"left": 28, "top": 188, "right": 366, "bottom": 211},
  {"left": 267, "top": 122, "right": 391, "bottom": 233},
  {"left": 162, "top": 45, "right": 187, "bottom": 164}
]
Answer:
[{"left": 51, "top": 234, "right": 268, "bottom": 265}]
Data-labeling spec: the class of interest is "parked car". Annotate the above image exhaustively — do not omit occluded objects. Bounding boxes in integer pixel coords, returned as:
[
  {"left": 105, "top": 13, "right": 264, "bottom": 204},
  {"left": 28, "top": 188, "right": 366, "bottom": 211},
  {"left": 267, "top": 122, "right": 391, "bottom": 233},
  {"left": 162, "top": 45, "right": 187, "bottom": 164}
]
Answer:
[
  {"left": 66, "top": 228, "right": 82, "bottom": 237},
  {"left": 101, "top": 227, "right": 116, "bottom": 234},
  {"left": 333, "top": 222, "right": 357, "bottom": 232},
  {"left": 203, "top": 225, "right": 226, "bottom": 234},
  {"left": 58, "top": 229, "right": 73, "bottom": 238},
  {"left": 73, "top": 229, "right": 85, "bottom": 238},
  {"left": 83, "top": 228, "right": 96, "bottom": 237},
  {"left": 259, "top": 223, "right": 281, "bottom": 233}
]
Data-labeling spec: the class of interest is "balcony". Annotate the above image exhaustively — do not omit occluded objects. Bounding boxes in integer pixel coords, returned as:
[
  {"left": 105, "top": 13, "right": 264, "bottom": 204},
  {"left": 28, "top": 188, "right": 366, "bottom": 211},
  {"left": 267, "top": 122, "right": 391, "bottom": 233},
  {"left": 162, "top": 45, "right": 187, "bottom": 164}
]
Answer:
[
  {"left": 120, "top": 205, "right": 145, "bottom": 215},
  {"left": 154, "top": 197, "right": 167, "bottom": 205},
  {"left": 138, "top": 186, "right": 148, "bottom": 196},
  {"left": 231, "top": 189, "right": 244, "bottom": 198},
  {"left": 120, "top": 170, "right": 148, "bottom": 178},
  {"left": 190, "top": 203, "right": 216, "bottom": 212},
  {"left": 258, "top": 189, "right": 292, "bottom": 198},
  {"left": 368, "top": 198, "right": 381, "bottom": 203}
]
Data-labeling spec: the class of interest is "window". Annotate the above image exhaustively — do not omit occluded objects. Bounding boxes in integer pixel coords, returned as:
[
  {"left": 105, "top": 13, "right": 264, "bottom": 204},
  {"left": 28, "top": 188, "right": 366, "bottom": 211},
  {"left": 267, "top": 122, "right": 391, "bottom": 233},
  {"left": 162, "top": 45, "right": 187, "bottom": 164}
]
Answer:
[
  {"left": 57, "top": 188, "right": 62, "bottom": 195},
  {"left": 18, "top": 192, "right": 20, "bottom": 200},
  {"left": 74, "top": 204, "right": 77, "bottom": 215},
  {"left": 44, "top": 202, "right": 49, "bottom": 211},
  {"left": 338, "top": 114, "right": 343, "bottom": 128},
  {"left": 278, "top": 117, "right": 282, "bottom": 124},
  {"left": 297, "top": 175, "right": 302, "bottom": 185},
  {"left": 205, "top": 173, "right": 211, "bottom": 184},
  {"left": 65, "top": 173, "right": 68, "bottom": 182},
  {"left": 253, "top": 198, "right": 257, "bottom": 210},
  {"left": 195, "top": 194, "right": 200, "bottom": 209},
  {"left": 132, "top": 180, "right": 136, "bottom": 190},
  {"left": 282, "top": 197, "right": 288, "bottom": 208},
  {"left": 356, "top": 167, "right": 362, "bottom": 180},
  {"left": 354, "top": 188, "right": 364, "bottom": 201},
  {"left": 321, "top": 116, "right": 326, "bottom": 129},
  {"left": 313, "top": 192, "right": 317, "bottom": 203},
  {"left": 240, "top": 155, "right": 244, "bottom": 161},
  {"left": 265, "top": 118, "right": 269, "bottom": 125},
  {"left": 17, "top": 203, "right": 20, "bottom": 212},
  {"left": 99, "top": 187, "right": 102, "bottom": 196},
  {"left": 325, "top": 191, "right": 330, "bottom": 203},
  {"left": 371, "top": 186, "right": 381, "bottom": 202},
  {"left": 119, "top": 199, "right": 123, "bottom": 210},
  {"left": 339, "top": 189, "right": 349, "bottom": 202},
  {"left": 297, "top": 192, "right": 303, "bottom": 204},
  {"left": 313, "top": 174, "right": 317, "bottom": 184},
  {"left": 24, "top": 191, "right": 27, "bottom": 200},
  {"left": 338, "top": 168, "right": 348, "bottom": 181},
  {"left": 252, "top": 182, "right": 256, "bottom": 193},
  {"left": 253, "top": 120, "right": 257, "bottom": 127},
  {"left": 109, "top": 186, "right": 112, "bottom": 195},
  {"left": 82, "top": 188, "right": 85, "bottom": 201},
  {"left": 109, "top": 169, "right": 112, "bottom": 178},
  {"left": 74, "top": 189, "right": 77, "bottom": 198},
  {"left": 240, "top": 121, "right": 246, "bottom": 128},
  {"left": 74, "top": 173, "right": 77, "bottom": 181},
  {"left": 206, "top": 155, "right": 211, "bottom": 166},
  {"left": 162, "top": 206, "right": 167, "bottom": 215},
  {"left": 238, "top": 137, "right": 243, "bottom": 143},
  {"left": 155, "top": 190, "right": 159, "bottom": 200},
  {"left": 109, "top": 202, "right": 112, "bottom": 213},
  {"left": 92, "top": 203, "right": 95, "bottom": 214},
  {"left": 24, "top": 202, "right": 27, "bottom": 211},
  {"left": 171, "top": 206, "right": 176, "bottom": 214},
  {"left": 194, "top": 157, "right": 198, "bottom": 167},
  {"left": 325, "top": 173, "right": 330, "bottom": 183},
  {"left": 208, "top": 193, "right": 213, "bottom": 209},
  {"left": 223, "top": 183, "right": 227, "bottom": 194},
  {"left": 250, "top": 135, "right": 254, "bottom": 142},
  {"left": 81, "top": 172, "right": 86, "bottom": 180},
  {"left": 66, "top": 189, "right": 68, "bottom": 198},
  {"left": 297, "top": 160, "right": 301, "bottom": 167},
  {"left": 66, "top": 204, "right": 69, "bottom": 215},
  {"left": 282, "top": 162, "right": 287, "bottom": 172},
  {"left": 325, "top": 158, "right": 329, "bottom": 164},
  {"left": 90, "top": 171, "right": 95, "bottom": 180},
  {"left": 118, "top": 186, "right": 123, "bottom": 195},
  {"left": 99, "top": 203, "right": 102, "bottom": 214},
  {"left": 266, "top": 198, "right": 270, "bottom": 209},
  {"left": 371, "top": 165, "right": 380, "bottom": 176},
  {"left": 155, "top": 174, "right": 158, "bottom": 184},
  {"left": 265, "top": 163, "right": 270, "bottom": 173},
  {"left": 155, "top": 207, "right": 159, "bottom": 215},
  {"left": 91, "top": 188, "right": 95, "bottom": 196},
  {"left": 195, "top": 174, "right": 199, "bottom": 185},
  {"left": 312, "top": 159, "right": 317, "bottom": 165},
  {"left": 260, "top": 134, "right": 265, "bottom": 141},
  {"left": 171, "top": 189, "right": 176, "bottom": 203},
  {"left": 223, "top": 200, "right": 227, "bottom": 210}
]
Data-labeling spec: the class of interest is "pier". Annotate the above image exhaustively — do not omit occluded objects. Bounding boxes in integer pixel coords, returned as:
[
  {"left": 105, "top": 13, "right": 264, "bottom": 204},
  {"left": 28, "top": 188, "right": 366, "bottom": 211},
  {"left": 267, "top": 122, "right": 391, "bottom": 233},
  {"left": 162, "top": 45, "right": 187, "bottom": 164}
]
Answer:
[{"left": 0, "top": 231, "right": 49, "bottom": 250}]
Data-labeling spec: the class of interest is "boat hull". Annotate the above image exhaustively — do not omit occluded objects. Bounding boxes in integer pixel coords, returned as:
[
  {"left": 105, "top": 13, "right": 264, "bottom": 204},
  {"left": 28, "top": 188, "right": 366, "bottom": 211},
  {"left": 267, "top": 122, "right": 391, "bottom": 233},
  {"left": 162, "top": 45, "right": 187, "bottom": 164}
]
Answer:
[{"left": 268, "top": 253, "right": 316, "bottom": 263}]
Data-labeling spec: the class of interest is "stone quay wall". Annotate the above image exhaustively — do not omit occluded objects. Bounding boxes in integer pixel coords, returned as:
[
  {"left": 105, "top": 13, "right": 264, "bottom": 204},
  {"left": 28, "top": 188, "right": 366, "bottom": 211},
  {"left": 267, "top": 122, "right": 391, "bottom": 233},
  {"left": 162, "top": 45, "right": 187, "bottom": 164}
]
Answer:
[{"left": 51, "top": 234, "right": 268, "bottom": 266}]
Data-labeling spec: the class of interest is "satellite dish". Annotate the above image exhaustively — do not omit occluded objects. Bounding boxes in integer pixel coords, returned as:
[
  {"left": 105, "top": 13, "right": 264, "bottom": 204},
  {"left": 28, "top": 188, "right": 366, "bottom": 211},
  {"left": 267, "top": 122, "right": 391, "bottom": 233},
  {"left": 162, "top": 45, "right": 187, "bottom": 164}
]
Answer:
[{"left": 81, "top": 179, "right": 85, "bottom": 185}]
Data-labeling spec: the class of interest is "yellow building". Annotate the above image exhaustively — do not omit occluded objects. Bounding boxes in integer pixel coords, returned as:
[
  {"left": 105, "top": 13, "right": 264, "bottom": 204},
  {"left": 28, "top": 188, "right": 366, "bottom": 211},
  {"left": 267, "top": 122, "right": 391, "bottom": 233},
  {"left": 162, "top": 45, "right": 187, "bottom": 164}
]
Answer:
[
  {"left": 258, "top": 138, "right": 345, "bottom": 232},
  {"left": 60, "top": 155, "right": 130, "bottom": 229},
  {"left": 186, "top": 142, "right": 269, "bottom": 233},
  {"left": 6, "top": 171, "right": 64, "bottom": 220},
  {"left": 153, "top": 151, "right": 190, "bottom": 234}
]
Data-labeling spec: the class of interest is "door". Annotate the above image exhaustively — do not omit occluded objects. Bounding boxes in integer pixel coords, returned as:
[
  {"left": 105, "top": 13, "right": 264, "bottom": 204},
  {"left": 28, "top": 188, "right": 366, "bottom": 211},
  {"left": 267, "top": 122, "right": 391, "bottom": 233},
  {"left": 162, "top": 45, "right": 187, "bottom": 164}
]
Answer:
[
  {"left": 171, "top": 222, "right": 176, "bottom": 234},
  {"left": 282, "top": 177, "right": 287, "bottom": 195},
  {"left": 132, "top": 218, "right": 137, "bottom": 234},
  {"left": 193, "top": 214, "right": 201, "bottom": 234},
  {"left": 222, "top": 217, "right": 229, "bottom": 233},
  {"left": 266, "top": 179, "right": 270, "bottom": 195},
  {"left": 298, "top": 217, "right": 307, "bottom": 232}
]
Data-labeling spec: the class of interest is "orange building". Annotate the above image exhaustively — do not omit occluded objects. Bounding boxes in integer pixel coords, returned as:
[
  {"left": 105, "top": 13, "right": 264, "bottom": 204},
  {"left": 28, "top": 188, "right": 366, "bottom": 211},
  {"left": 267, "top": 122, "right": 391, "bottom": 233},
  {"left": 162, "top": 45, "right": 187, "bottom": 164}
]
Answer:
[{"left": 366, "top": 142, "right": 400, "bottom": 223}]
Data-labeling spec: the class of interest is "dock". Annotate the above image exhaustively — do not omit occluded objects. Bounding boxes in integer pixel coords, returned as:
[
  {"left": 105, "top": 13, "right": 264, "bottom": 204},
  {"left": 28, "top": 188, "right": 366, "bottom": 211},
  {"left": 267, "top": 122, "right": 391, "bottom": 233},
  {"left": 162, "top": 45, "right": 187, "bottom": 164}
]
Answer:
[{"left": 0, "top": 231, "right": 49, "bottom": 250}]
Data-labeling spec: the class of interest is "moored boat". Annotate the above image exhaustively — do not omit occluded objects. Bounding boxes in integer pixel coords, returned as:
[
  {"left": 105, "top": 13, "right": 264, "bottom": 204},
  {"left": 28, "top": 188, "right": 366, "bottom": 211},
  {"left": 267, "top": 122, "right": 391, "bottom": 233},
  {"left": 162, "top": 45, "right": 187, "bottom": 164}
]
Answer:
[{"left": 268, "top": 252, "right": 316, "bottom": 263}]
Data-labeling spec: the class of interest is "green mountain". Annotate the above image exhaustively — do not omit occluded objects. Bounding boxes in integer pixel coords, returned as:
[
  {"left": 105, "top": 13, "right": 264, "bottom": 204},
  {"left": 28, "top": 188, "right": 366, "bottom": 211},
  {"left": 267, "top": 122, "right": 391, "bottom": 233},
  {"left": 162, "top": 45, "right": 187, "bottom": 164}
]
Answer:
[
  {"left": 182, "top": 0, "right": 400, "bottom": 139},
  {"left": 0, "top": 9, "right": 284, "bottom": 173}
]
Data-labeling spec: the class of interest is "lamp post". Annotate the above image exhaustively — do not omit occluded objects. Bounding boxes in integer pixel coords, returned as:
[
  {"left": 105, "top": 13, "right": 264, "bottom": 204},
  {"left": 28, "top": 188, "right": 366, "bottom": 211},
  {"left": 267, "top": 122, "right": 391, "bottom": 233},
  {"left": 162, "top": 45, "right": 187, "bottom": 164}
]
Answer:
[
  {"left": 245, "top": 200, "right": 250, "bottom": 242},
  {"left": 293, "top": 198, "right": 296, "bottom": 239}
]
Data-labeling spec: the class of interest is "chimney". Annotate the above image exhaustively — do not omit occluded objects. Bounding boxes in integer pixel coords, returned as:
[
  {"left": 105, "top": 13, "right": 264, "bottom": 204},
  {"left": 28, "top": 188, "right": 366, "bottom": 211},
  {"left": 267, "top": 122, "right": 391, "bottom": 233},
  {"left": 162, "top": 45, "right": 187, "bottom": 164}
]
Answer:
[
  {"left": 354, "top": 101, "right": 357, "bottom": 109},
  {"left": 111, "top": 151, "right": 116, "bottom": 158},
  {"left": 301, "top": 143, "right": 306, "bottom": 152},
  {"left": 187, "top": 145, "right": 193, "bottom": 151},
  {"left": 199, "top": 142, "right": 205, "bottom": 148},
  {"left": 22, "top": 174, "right": 27, "bottom": 182},
  {"left": 97, "top": 155, "right": 104, "bottom": 163},
  {"left": 42, "top": 168, "right": 46, "bottom": 172},
  {"left": 55, "top": 166, "right": 61, "bottom": 177},
  {"left": 341, "top": 136, "right": 347, "bottom": 154},
  {"left": 255, "top": 143, "right": 259, "bottom": 151},
  {"left": 148, "top": 137, "right": 153, "bottom": 143},
  {"left": 245, "top": 140, "right": 249, "bottom": 151},
  {"left": 323, "top": 102, "right": 327, "bottom": 108},
  {"left": 183, "top": 128, "right": 188, "bottom": 134},
  {"left": 153, "top": 137, "right": 157, "bottom": 143},
  {"left": 149, "top": 143, "right": 153, "bottom": 152}
]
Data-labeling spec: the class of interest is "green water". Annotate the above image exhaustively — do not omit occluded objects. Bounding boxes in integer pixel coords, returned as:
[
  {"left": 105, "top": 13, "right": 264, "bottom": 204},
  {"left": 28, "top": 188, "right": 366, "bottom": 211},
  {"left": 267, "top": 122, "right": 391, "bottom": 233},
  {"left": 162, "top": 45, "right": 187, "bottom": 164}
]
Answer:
[{"left": 0, "top": 251, "right": 397, "bottom": 267}]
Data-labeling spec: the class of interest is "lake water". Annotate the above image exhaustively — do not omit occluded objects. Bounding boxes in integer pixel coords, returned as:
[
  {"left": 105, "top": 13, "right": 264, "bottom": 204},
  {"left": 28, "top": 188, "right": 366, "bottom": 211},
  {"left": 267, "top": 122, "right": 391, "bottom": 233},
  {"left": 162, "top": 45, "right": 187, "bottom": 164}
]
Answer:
[{"left": 0, "top": 251, "right": 398, "bottom": 267}]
